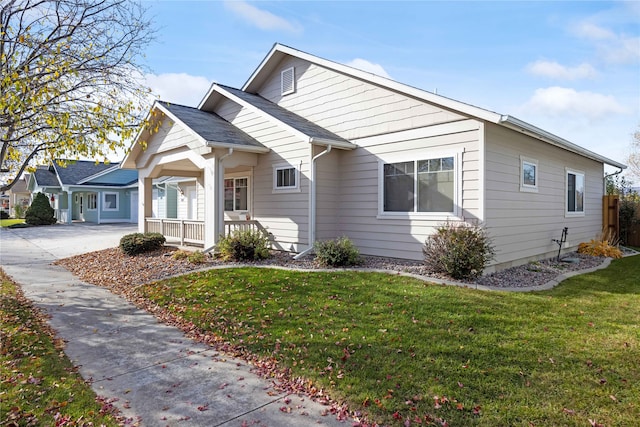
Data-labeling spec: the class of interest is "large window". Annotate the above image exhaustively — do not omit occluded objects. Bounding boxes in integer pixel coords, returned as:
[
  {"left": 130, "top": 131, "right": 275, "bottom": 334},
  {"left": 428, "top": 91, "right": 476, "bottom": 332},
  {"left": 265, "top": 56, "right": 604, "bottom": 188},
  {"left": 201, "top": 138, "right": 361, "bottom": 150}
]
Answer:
[
  {"left": 103, "top": 192, "right": 119, "bottom": 211},
  {"left": 566, "top": 169, "right": 585, "bottom": 215},
  {"left": 273, "top": 164, "right": 299, "bottom": 192},
  {"left": 382, "top": 155, "right": 457, "bottom": 215},
  {"left": 224, "top": 178, "right": 248, "bottom": 211}
]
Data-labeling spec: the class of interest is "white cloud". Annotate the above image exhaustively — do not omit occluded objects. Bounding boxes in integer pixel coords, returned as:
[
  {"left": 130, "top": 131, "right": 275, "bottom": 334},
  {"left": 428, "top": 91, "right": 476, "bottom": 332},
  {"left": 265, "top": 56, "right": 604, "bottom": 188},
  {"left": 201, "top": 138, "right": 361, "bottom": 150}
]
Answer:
[
  {"left": 144, "top": 73, "right": 213, "bottom": 107},
  {"left": 224, "top": 1, "right": 302, "bottom": 33},
  {"left": 570, "top": 21, "right": 640, "bottom": 65},
  {"left": 346, "top": 58, "right": 391, "bottom": 79},
  {"left": 523, "top": 86, "right": 628, "bottom": 120},
  {"left": 526, "top": 60, "right": 597, "bottom": 80},
  {"left": 571, "top": 22, "right": 615, "bottom": 41}
]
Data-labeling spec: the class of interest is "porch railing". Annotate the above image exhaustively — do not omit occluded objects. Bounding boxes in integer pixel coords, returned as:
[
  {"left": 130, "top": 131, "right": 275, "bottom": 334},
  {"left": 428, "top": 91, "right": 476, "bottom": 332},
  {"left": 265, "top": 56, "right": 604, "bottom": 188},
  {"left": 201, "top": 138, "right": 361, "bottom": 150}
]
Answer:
[
  {"left": 146, "top": 218, "right": 205, "bottom": 246},
  {"left": 144, "top": 218, "right": 273, "bottom": 247}
]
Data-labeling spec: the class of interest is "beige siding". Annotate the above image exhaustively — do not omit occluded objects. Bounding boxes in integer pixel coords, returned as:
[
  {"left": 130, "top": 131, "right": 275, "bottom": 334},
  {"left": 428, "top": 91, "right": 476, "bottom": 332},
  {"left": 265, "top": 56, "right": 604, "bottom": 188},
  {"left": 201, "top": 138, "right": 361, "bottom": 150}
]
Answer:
[
  {"left": 335, "top": 120, "right": 482, "bottom": 260},
  {"left": 137, "top": 117, "right": 199, "bottom": 169},
  {"left": 257, "top": 57, "right": 467, "bottom": 141},
  {"left": 484, "top": 123, "right": 604, "bottom": 269},
  {"left": 315, "top": 146, "right": 340, "bottom": 241},
  {"left": 216, "top": 98, "right": 310, "bottom": 250}
]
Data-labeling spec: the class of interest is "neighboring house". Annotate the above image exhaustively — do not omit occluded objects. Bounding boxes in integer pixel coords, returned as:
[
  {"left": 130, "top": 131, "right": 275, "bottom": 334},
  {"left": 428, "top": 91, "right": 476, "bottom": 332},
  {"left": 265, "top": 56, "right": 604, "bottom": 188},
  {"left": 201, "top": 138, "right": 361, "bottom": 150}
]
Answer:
[
  {"left": 123, "top": 43, "right": 626, "bottom": 271},
  {"left": 28, "top": 160, "right": 138, "bottom": 224},
  {"left": 5, "top": 176, "right": 31, "bottom": 216}
]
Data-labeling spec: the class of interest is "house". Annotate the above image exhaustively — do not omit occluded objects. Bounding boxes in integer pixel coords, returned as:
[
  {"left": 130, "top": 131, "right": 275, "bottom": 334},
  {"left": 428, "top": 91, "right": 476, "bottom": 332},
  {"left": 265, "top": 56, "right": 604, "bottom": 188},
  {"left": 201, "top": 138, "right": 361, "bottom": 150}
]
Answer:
[
  {"left": 1, "top": 176, "right": 31, "bottom": 217},
  {"left": 122, "top": 43, "right": 626, "bottom": 271},
  {"left": 28, "top": 160, "right": 138, "bottom": 224}
]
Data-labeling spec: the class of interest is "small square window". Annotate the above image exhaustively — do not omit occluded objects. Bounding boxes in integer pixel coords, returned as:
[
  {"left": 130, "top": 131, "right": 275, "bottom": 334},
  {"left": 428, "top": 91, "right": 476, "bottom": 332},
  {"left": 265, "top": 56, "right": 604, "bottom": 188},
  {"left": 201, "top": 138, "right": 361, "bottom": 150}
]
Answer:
[
  {"left": 520, "top": 156, "right": 538, "bottom": 193},
  {"left": 273, "top": 164, "right": 299, "bottom": 192},
  {"left": 103, "top": 192, "right": 119, "bottom": 211}
]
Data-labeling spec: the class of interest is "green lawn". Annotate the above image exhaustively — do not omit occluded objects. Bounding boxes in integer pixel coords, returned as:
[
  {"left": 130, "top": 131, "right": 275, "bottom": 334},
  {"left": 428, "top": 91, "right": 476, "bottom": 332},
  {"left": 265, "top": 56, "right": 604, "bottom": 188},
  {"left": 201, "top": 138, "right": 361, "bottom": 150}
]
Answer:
[
  {"left": 0, "top": 270, "right": 121, "bottom": 426},
  {"left": 136, "top": 256, "right": 640, "bottom": 426},
  {"left": 0, "top": 218, "right": 25, "bottom": 227}
]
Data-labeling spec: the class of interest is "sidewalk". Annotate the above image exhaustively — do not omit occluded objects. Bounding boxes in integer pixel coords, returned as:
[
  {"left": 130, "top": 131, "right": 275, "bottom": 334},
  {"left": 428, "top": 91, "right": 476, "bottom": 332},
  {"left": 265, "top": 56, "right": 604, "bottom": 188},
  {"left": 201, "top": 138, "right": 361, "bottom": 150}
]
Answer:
[{"left": 0, "top": 224, "right": 346, "bottom": 426}]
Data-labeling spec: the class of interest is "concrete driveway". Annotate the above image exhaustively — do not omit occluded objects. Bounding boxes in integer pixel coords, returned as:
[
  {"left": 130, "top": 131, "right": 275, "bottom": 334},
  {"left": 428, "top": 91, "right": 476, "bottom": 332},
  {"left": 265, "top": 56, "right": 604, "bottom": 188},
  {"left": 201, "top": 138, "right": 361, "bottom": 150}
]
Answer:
[
  {"left": 0, "top": 222, "right": 138, "bottom": 260},
  {"left": 0, "top": 223, "right": 347, "bottom": 426}
]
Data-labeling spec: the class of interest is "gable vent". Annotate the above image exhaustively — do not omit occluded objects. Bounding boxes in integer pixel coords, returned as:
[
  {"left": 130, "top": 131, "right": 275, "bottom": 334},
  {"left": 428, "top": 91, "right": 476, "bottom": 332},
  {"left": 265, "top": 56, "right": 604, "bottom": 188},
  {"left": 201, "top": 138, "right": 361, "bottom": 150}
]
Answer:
[{"left": 281, "top": 66, "right": 295, "bottom": 95}]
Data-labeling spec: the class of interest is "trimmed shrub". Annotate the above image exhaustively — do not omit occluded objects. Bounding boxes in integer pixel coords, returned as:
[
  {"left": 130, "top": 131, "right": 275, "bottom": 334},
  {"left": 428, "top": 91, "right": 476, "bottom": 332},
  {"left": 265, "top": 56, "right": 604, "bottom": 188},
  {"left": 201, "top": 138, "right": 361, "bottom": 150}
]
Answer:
[
  {"left": 171, "top": 250, "right": 189, "bottom": 260},
  {"left": 0, "top": 210, "right": 9, "bottom": 219},
  {"left": 119, "top": 232, "right": 166, "bottom": 256},
  {"left": 577, "top": 240, "right": 623, "bottom": 259},
  {"left": 24, "top": 192, "right": 56, "bottom": 225},
  {"left": 187, "top": 250, "right": 206, "bottom": 264},
  {"left": 423, "top": 222, "right": 495, "bottom": 280},
  {"left": 314, "top": 236, "right": 361, "bottom": 267},
  {"left": 13, "top": 203, "right": 25, "bottom": 219},
  {"left": 217, "top": 229, "right": 270, "bottom": 262}
]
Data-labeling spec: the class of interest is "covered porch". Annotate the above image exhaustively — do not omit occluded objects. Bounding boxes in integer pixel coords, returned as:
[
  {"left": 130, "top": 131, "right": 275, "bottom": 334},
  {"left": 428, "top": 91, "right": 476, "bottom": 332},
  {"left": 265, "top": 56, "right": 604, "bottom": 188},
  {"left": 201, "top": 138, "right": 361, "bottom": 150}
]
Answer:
[{"left": 122, "top": 101, "right": 270, "bottom": 250}]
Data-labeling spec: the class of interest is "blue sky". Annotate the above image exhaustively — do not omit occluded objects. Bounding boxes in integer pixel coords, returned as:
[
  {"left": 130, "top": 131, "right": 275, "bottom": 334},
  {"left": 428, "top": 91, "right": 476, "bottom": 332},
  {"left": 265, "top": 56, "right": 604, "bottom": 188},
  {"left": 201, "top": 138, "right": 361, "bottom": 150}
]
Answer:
[{"left": 141, "top": 0, "right": 640, "bottom": 171}]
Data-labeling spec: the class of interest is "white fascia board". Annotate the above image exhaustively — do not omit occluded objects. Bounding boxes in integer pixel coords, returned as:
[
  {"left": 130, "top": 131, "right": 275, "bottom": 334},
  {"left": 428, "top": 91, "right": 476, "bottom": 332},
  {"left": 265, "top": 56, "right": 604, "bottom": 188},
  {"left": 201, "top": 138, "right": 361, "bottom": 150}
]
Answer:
[
  {"left": 309, "top": 137, "right": 356, "bottom": 150},
  {"left": 197, "top": 82, "right": 220, "bottom": 110},
  {"left": 500, "top": 115, "right": 627, "bottom": 169},
  {"left": 205, "top": 140, "right": 270, "bottom": 154},
  {"left": 155, "top": 102, "right": 210, "bottom": 148}
]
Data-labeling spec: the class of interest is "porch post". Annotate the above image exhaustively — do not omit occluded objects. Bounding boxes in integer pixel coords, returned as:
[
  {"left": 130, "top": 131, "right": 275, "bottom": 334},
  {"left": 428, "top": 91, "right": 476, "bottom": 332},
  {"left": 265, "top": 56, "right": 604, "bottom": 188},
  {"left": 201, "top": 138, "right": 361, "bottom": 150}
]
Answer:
[
  {"left": 203, "top": 157, "right": 221, "bottom": 249},
  {"left": 66, "top": 191, "right": 73, "bottom": 224},
  {"left": 138, "top": 176, "right": 152, "bottom": 233}
]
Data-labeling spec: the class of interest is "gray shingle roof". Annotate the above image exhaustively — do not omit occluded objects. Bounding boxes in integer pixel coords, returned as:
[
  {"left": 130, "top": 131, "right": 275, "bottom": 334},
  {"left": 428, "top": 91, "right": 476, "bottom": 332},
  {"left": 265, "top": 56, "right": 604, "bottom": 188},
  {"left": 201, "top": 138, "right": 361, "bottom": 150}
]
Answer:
[
  {"left": 159, "top": 101, "right": 267, "bottom": 150},
  {"left": 219, "top": 85, "right": 350, "bottom": 144},
  {"left": 53, "top": 161, "right": 117, "bottom": 186},
  {"left": 33, "top": 166, "right": 61, "bottom": 187}
]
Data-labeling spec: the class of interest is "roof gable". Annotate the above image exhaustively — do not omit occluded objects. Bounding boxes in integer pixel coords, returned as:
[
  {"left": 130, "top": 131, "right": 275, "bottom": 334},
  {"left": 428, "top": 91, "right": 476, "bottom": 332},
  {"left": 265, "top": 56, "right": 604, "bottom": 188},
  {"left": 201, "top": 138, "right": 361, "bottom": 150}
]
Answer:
[
  {"left": 201, "top": 85, "right": 354, "bottom": 149},
  {"left": 240, "top": 43, "right": 624, "bottom": 169},
  {"left": 32, "top": 166, "right": 61, "bottom": 188},
  {"left": 54, "top": 160, "right": 116, "bottom": 186},
  {"left": 157, "top": 101, "right": 269, "bottom": 152}
]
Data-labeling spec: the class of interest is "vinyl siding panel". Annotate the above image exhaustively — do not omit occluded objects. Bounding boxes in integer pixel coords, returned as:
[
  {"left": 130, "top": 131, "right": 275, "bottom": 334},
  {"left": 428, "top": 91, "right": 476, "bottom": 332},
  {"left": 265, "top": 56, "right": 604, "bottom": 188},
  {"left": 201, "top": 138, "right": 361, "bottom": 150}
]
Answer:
[
  {"left": 484, "top": 123, "right": 604, "bottom": 269},
  {"left": 334, "top": 121, "right": 482, "bottom": 260},
  {"left": 257, "top": 57, "right": 467, "bottom": 141},
  {"left": 215, "top": 98, "right": 310, "bottom": 250}
]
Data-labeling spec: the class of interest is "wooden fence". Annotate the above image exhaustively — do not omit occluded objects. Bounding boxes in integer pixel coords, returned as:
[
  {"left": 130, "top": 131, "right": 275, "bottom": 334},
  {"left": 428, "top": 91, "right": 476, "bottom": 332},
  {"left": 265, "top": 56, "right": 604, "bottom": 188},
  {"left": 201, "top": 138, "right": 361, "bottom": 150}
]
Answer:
[{"left": 603, "top": 195, "right": 619, "bottom": 240}]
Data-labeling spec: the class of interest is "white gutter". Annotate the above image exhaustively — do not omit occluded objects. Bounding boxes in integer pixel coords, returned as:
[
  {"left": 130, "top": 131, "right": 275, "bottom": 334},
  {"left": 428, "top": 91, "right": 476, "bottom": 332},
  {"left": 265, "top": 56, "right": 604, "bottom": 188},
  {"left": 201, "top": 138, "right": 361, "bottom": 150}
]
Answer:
[{"left": 294, "top": 145, "right": 332, "bottom": 260}]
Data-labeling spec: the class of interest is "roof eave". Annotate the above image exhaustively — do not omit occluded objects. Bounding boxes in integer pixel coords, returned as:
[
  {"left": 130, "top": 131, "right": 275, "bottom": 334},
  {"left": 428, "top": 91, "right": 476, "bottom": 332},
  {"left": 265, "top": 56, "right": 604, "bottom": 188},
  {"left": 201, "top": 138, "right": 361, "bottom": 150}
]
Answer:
[
  {"left": 206, "top": 140, "right": 270, "bottom": 154},
  {"left": 310, "top": 137, "right": 356, "bottom": 150},
  {"left": 499, "top": 116, "right": 627, "bottom": 169},
  {"left": 77, "top": 164, "right": 120, "bottom": 184}
]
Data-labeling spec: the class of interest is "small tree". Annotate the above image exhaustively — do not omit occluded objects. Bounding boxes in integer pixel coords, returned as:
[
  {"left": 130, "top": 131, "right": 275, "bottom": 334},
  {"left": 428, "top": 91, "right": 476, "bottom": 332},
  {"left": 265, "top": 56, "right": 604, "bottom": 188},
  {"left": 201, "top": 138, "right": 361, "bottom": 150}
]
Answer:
[{"left": 25, "top": 192, "right": 56, "bottom": 225}]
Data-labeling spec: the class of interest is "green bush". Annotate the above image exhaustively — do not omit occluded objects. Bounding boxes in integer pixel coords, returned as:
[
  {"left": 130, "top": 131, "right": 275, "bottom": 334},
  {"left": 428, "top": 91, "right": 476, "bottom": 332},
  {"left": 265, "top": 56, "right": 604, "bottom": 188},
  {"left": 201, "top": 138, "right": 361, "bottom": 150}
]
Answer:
[
  {"left": 24, "top": 193, "right": 56, "bottom": 225},
  {"left": 217, "top": 229, "right": 270, "bottom": 261},
  {"left": 423, "top": 222, "right": 495, "bottom": 280},
  {"left": 119, "top": 232, "right": 166, "bottom": 256},
  {"left": 314, "top": 236, "right": 361, "bottom": 267},
  {"left": 13, "top": 204, "right": 25, "bottom": 219},
  {"left": 187, "top": 250, "right": 206, "bottom": 264},
  {"left": 0, "top": 210, "right": 9, "bottom": 219}
]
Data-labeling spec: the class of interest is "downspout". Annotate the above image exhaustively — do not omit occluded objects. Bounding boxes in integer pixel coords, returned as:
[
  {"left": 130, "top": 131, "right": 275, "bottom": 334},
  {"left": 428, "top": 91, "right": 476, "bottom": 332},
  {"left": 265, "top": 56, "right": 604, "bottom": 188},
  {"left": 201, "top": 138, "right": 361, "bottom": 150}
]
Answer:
[
  {"left": 603, "top": 167, "right": 624, "bottom": 195},
  {"left": 294, "top": 144, "right": 332, "bottom": 260}
]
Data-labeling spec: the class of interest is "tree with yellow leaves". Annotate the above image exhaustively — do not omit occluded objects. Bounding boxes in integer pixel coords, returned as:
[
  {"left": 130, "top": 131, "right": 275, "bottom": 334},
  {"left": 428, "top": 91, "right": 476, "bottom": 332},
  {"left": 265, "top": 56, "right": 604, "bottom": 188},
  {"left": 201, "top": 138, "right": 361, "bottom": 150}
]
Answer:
[{"left": 1, "top": 0, "right": 155, "bottom": 191}]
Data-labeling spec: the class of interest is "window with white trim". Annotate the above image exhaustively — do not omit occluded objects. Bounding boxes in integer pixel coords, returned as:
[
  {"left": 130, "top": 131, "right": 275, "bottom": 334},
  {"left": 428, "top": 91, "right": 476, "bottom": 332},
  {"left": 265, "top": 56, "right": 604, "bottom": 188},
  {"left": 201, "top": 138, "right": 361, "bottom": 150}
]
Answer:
[
  {"left": 273, "top": 164, "right": 299, "bottom": 192},
  {"left": 381, "top": 154, "right": 457, "bottom": 215},
  {"left": 281, "top": 67, "right": 295, "bottom": 95},
  {"left": 224, "top": 177, "right": 248, "bottom": 211},
  {"left": 566, "top": 169, "right": 585, "bottom": 215},
  {"left": 87, "top": 193, "right": 97, "bottom": 210},
  {"left": 103, "top": 192, "right": 119, "bottom": 211},
  {"left": 520, "top": 156, "right": 538, "bottom": 192}
]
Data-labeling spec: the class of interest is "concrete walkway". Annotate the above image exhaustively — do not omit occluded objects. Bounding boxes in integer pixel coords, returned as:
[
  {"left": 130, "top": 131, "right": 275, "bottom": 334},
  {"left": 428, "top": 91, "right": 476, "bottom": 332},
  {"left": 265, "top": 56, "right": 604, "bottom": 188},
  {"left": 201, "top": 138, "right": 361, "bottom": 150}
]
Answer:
[{"left": 0, "top": 224, "right": 346, "bottom": 426}]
